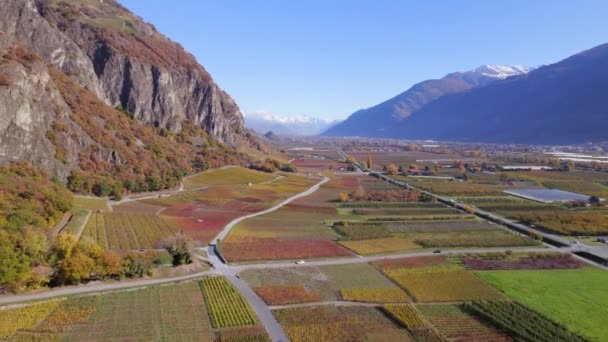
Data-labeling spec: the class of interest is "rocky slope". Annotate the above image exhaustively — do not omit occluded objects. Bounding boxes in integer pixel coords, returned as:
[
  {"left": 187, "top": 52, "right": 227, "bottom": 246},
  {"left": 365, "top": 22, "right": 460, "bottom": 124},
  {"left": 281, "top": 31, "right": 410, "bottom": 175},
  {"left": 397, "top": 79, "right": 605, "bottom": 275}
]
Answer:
[
  {"left": 323, "top": 65, "right": 533, "bottom": 137},
  {"left": 0, "top": 0, "right": 250, "bottom": 189}
]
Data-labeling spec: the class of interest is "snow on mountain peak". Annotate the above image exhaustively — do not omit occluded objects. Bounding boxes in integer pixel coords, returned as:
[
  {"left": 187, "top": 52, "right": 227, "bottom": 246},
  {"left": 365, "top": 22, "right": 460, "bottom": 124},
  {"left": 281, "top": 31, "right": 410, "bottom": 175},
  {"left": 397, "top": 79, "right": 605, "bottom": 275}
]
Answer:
[{"left": 473, "top": 65, "right": 536, "bottom": 79}]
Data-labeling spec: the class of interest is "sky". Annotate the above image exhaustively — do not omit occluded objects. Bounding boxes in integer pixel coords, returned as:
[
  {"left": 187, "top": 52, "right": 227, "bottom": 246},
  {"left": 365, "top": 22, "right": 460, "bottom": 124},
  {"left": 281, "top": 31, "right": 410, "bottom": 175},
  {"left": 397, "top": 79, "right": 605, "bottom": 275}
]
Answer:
[{"left": 120, "top": 0, "right": 608, "bottom": 121}]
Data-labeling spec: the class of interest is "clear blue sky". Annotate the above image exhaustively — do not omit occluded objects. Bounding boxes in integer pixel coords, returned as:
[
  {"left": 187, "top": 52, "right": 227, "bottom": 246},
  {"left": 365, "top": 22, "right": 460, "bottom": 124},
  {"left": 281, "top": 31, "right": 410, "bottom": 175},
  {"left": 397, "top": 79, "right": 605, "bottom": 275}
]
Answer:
[{"left": 121, "top": 0, "right": 607, "bottom": 120}]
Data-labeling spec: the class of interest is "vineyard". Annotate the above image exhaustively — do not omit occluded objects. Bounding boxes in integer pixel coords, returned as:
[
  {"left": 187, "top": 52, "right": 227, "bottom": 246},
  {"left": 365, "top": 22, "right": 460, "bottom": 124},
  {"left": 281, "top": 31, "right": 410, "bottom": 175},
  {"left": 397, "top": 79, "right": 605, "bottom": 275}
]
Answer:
[
  {"left": 384, "top": 265, "right": 503, "bottom": 302},
  {"left": 418, "top": 304, "right": 512, "bottom": 341},
  {"left": 199, "top": 277, "right": 258, "bottom": 328},
  {"left": 510, "top": 211, "right": 608, "bottom": 235},
  {"left": 81, "top": 212, "right": 179, "bottom": 250},
  {"left": 255, "top": 285, "right": 321, "bottom": 305},
  {"left": 340, "top": 288, "right": 410, "bottom": 303},
  {"left": 0, "top": 300, "right": 61, "bottom": 339},
  {"left": 338, "top": 237, "right": 420, "bottom": 255},
  {"left": 381, "top": 304, "right": 447, "bottom": 341},
  {"left": 411, "top": 229, "right": 538, "bottom": 248},
  {"left": 332, "top": 224, "right": 392, "bottom": 240},
  {"left": 222, "top": 238, "right": 352, "bottom": 262},
  {"left": 183, "top": 167, "right": 276, "bottom": 189},
  {"left": 274, "top": 306, "right": 412, "bottom": 342},
  {"left": 461, "top": 252, "right": 585, "bottom": 270},
  {"left": 464, "top": 301, "right": 588, "bottom": 342},
  {"left": 65, "top": 282, "right": 215, "bottom": 341},
  {"left": 372, "top": 255, "right": 447, "bottom": 271},
  {"left": 409, "top": 181, "right": 504, "bottom": 196}
]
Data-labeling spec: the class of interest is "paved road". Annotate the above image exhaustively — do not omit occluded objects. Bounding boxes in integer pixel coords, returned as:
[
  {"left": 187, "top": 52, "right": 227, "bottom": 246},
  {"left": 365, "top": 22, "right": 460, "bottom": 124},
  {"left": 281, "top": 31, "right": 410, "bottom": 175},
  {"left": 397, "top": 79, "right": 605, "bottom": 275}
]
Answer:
[
  {"left": 206, "top": 175, "right": 330, "bottom": 342},
  {"left": 0, "top": 269, "right": 216, "bottom": 306},
  {"left": 208, "top": 246, "right": 289, "bottom": 342},
  {"left": 232, "top": 246, "right": 568, "bottom": 271},
  {"left": 212, "top": 176, "right": 330, "bottom": 243}
]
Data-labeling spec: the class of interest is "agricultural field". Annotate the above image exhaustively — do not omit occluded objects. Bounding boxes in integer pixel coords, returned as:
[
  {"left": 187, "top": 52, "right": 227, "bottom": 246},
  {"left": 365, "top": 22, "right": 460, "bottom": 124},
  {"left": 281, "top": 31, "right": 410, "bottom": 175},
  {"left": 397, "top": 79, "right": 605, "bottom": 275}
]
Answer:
[
  {"left": 381, "top": 304, "right": 447, "bottom": 341},
  {"left": 384, "top": 265, "right": 503, "bottom": 302},
  {"left": 291, "top": 158, "right": 348, "bottom": 171},
  {"left": 221, "top": 238, "right": 352, "bottom": 262},
  {"left": 241, "top": 263, "right": 402, "bottom": 303},
  {"left": 273, "top": 305, "right": 412, "bottom": 342},
  {"left": 477, "top": 267, "right": 608, "bottom": 341},
  {"left": 417, "top": 304, "right": 512, "bottom": 341},
  {"left": 510, "top": 211, "right": 608, "bottom": 235},
  {"left": 81, "top": 212, "right": 178, "bottom": 250},
  {"left": 0, "top": 280, "right": 271, "bottom": 341},
  {"left": 199, "top": 277, "right": 258, "bottom": 328},
  {"left": 409, "top": 181, "right": 505, "bottom": 197},
  {"left": 61, "top": 208, "right": 90, "bottom": 235},
  {"left": 464, "top": 300, "right": 588, "bottom": 342},
  {"left": 183, "top": 167, "right": 277, "bottom": 189},
  {"left": 73, "top": 196, "right": 109, "bottom": 212},
  {"left": 338, "top": 237, "right": 420, "bottom": 255},
  {"left": 460, "top": 252, "right": 585, "bottom": 270}
]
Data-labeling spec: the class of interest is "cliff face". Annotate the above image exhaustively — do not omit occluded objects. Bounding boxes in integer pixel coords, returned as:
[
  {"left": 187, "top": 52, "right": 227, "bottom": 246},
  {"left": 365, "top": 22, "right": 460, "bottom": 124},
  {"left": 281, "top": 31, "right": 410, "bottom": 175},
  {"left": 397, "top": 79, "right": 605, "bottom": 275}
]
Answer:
[{"left": 0, "top": 0, "right": 248, "bottom": 187}]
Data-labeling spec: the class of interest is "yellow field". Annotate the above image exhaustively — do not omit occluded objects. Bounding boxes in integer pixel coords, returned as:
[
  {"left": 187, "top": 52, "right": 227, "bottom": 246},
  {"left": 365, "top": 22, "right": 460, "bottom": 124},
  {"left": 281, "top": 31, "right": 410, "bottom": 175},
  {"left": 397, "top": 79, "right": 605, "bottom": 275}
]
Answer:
[{"left": 338, "top": 237, "right": 420, "bottom": 255}]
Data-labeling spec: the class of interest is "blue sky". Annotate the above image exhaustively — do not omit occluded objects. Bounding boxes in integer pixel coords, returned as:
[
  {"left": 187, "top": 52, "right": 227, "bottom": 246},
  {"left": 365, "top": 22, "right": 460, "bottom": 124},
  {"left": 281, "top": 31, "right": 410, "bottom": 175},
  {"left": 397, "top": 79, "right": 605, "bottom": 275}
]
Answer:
[{"left": 121, "top": 0, "right": 608, "bottom": 120}]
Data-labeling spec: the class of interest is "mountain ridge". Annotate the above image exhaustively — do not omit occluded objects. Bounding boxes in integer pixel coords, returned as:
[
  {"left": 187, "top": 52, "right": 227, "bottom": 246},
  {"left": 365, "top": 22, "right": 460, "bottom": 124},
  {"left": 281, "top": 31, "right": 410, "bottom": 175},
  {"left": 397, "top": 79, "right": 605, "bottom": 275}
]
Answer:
[{"left": 323, "top": 65, "right": 534, "bottom": 137}]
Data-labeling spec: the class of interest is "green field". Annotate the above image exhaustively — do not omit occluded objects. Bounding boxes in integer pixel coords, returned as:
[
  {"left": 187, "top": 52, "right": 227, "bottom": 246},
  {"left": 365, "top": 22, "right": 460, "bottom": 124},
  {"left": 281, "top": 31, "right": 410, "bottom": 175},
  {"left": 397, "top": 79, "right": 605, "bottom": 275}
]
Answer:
[
  {"left": 478, "top": 267, "right": 608, "bottom": 341},
  {"left": 73, "top": 196, "right": 109, "bottom": 212}
]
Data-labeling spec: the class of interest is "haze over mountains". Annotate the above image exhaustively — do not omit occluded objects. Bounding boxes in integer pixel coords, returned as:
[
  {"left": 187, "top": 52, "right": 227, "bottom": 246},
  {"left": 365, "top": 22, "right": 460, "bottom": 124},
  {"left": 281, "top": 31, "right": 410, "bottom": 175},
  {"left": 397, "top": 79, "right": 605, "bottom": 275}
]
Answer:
[
  {"left": 245, "top": 111, "right": 339, "bottom": 136},
  {"left": 324, "top": 44, "right": 608, "bottom": 144}
]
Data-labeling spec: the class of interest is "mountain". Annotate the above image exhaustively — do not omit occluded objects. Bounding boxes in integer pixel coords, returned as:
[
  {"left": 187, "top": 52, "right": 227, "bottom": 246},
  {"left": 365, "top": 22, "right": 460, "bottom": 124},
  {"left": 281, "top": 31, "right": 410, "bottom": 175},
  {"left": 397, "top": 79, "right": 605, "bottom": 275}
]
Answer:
[
  {"left": 245, "top": 111, "right": 339, "bottom": 135},
  {"left": 0, "top": 0, "right": 251, "bottom": 192},
  {"left": 323, "top": 65, "right": 534, "bottom": 137},
  {"left": 381, "top": 44, "right": 608, "bottom": 144}
]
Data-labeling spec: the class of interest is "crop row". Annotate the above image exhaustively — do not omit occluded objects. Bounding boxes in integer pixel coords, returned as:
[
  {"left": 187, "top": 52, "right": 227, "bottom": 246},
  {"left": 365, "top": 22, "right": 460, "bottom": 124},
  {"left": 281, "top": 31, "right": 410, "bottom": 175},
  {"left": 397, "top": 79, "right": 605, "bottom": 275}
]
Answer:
[
  {"left": 385, "top": 266, "right": 502, "bottom": 302},
  {"left": 332, "top": 224, "right": 392, "bottom": 240},
  {"left": 338, "top": 202, "right": 444, "bottom": 208},
  {"left": 82, "top": 213, "right": 178, "bottom": 250},
  {"left": 199, "top": 277, "right": 257, "bottom": 328},
  {"left": 382, "top": 304, "right": 426, "bottom": 329},
  {"left": 255, "top": 285, "right": 320, "bottom": 305},
  {"left": 413, "top": 230, "right": 538, "bottom": 248},
  {"left": 340, "top": 288, "right": 410, "bottom": 303},
  {"left": 464, "top": 300, "right": 589, "bottom": 342},
  {"left": 461, "top": 253, "right": 585, "bottom": 270},
  {"left": 0, "top": 300, "right": 61, "bottom": 339},
  {"left": 384, "top": 220, "right": 497, "bottom": 233},
  {"left": 511, "top": 211, "right": 608, "bottom": 236},
  {"left": 366, "top": 214, "right": 475, "bottom": 222}
]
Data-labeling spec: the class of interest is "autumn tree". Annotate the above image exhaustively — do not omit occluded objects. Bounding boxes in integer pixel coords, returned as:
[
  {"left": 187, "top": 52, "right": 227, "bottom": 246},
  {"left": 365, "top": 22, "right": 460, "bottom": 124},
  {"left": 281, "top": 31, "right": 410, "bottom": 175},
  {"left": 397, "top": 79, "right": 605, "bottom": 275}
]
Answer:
[
  {"left": 350, "top": 185, "right": 368, "bottom": 201},
  {"left": 338, "top": 192, "right": 350, "bottom": 202},
  {"left": 367, "top": 153, "right": 373, "bottom": 170},
  {"left": 406, "top": 190, "right": 420, "bottom": 202},
  {"left": 386, "top": 164, "right": 398, "bottom": 175}
]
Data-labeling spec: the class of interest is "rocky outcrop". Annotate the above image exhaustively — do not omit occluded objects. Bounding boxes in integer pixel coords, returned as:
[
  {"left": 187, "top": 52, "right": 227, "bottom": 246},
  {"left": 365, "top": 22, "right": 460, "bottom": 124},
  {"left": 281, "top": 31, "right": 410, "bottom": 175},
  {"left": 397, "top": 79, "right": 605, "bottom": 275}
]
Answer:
[
  {"left": 0, "top": 0, "right": 245, "bottom": 146},
  {"left": 0, "top": 0, "right": 249, "bottom": 186}
]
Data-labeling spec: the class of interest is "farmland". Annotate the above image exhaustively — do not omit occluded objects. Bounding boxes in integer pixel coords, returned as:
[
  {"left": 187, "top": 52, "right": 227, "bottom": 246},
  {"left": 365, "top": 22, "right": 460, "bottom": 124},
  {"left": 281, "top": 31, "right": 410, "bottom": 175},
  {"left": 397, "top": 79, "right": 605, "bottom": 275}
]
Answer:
[
  {"left": 464, "top": 301, "right": 588, "bottom": 342},
  {"left": 183, "top": 167, "right": 277, "bottom": 189},
  {"left": 241, "top": 263, "right": 402, "bottom": 303},
  {"left": 200, "top": 277, "right": 258, "bottom": 328},
  {"left": 0, "top": 280, "right": 270, "bottom": 341},
  {"left": 384, "top": 265, "right": 504, "bottom": 302},
  {"left": 418, "top": 303, "right": 512, "bottom": 341},
  {"left": 81, "top": 212, "right": 178, "bottom": 250},
  {"left": 477, "top": 268, "right": 608, "bottom": 341},
  {"left": 273, "top": 305, "right": 412, "bottom": 342}
]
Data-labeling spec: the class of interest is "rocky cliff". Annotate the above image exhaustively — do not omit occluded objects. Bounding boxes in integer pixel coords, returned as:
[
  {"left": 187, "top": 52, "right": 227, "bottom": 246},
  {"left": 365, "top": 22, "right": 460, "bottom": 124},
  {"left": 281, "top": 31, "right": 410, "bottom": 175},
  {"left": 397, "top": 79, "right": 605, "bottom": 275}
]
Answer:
[{"left": 0, "top": 0, "right": 249, "bottom": 190}]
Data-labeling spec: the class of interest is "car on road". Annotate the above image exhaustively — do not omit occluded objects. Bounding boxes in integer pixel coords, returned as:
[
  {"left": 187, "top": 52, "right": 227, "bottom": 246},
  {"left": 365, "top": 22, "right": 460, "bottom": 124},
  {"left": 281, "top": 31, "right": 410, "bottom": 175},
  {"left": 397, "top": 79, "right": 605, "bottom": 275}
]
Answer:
[
  {"left": 433, "top": 250, "right": 442, "bottom": 254},
  {"left": 295, "top": 260, "right": 306, "bottom": 265}
]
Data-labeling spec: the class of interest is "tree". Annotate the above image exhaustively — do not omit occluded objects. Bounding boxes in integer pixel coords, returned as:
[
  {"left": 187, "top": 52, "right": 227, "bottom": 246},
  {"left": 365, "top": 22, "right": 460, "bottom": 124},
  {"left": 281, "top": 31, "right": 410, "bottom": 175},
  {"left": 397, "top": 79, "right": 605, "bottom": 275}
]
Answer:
[
  {"left": 350, "top": 185, "right": 368, "bottom": 201},
  {"left": 100, "top": 250, "right": 123, "bottom": 278},
  {"left": 564, "top": 160, "right": 575, "bottom": 172},
  {"left": 367, "top": 153, "right": 373, "bottom": 170},
  {"left": 406, "top": 190, "right": 420, "bottom": 202},
  {"left": 164, "top": 233, "right": 193, "bottom": 266},
  {"left": 56, "top": 252, "right": 96, "bottom": 284},
  {"left": 0, "top": 231, "right": 31, "bottom": 292},
  {"left": 338, "top": 192, "right": 349, "bottom": 202},
  {"left": 386, "top": 164, "right": 398, "bottom": 175}
]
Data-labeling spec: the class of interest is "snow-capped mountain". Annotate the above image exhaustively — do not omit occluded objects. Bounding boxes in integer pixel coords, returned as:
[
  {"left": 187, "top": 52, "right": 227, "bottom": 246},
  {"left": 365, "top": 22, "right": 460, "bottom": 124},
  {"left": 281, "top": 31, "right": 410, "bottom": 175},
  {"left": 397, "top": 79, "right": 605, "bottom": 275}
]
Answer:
[
  {"left": 473, "top": 65, "right": 536, "bottom": 79},
  {"left": 323, "top": 65, "right": 534, "bottom": 137},
  {"left": 245, "top": 111, "right": 340, "bottom": 136}
]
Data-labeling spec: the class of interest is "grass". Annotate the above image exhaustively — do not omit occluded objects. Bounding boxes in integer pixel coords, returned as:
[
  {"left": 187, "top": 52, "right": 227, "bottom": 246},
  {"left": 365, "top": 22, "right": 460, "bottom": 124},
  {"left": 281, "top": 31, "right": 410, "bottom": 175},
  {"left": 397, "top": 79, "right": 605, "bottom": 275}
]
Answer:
[
  {"left": 62, "top": 208, "right": 90, "bottom": 235},
  {"left": 477, "top": 267, "right": 608, "bottom": 341},
  {"left": 183, "top": 167, "right": 276, "bottom": 189},
  {"left": 338, "top": 237, "right": 420, "bottom": 255},
  {"left": 73, "top": 196, "right": 109, "bottom": 212}
]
